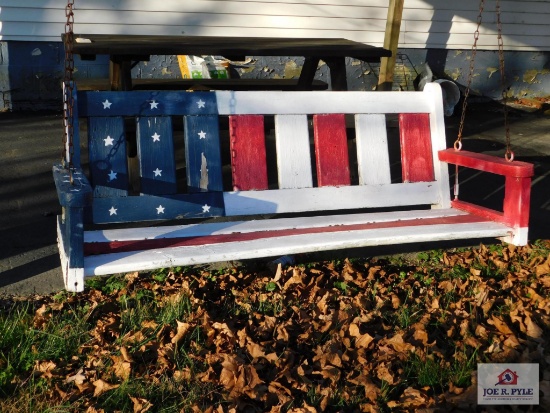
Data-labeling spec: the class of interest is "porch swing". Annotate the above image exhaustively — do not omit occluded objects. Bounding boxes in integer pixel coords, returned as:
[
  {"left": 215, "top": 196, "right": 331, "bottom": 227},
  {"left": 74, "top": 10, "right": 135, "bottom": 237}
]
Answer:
[{"left": 53, "top": 0, "right": 534, "bottom": 292}]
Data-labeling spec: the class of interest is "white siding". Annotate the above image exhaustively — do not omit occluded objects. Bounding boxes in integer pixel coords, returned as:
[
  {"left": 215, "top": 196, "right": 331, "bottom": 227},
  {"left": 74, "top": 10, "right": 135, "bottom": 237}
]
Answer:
[{"left": 0, "top": 0, "right": 549, "bottom": 51}]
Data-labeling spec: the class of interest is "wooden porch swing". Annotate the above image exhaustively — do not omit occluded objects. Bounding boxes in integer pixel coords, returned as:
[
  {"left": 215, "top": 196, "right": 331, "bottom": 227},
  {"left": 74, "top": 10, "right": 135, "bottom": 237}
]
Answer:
[{"left": 53, "top": 0, "right": 534, "bottom": 292}]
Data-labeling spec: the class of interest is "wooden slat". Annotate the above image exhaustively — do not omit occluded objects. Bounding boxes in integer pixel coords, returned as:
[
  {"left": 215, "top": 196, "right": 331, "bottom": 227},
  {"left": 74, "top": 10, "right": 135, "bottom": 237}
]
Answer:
[
  {"left": 275, "top": 114, "right": 313, "bottom": 189},
  {"left": 137, "top": 116, "right": 177, "bottom": 194},
  {"left": 399, "top": 113, "right": 435, "bottom": 183},
  {"left": 83, "top": 218, "right": 512, "bottom": 276},
  {"left": 91, "top": 192, "right": 224, "bottom": 223},
  {"left": 438, "top": 149, "right": 534, "bottom": 177},
  {"left": 355, "top": 114, "right": 392, "bottom": 185},
  {"left": 86, "top": 208, "right": 470, "bottom": 243},
  {"left": 215, "top": 90, "right": 433, "bottom": 115},
  {"left": 377, "top": 0, "right": 404, "bottom": 91},
  {"left": 85, "top": 213, "right": 487, "bottom": 255},
  {"left": 184, "top": 115, "right": 224, "bottom": 192},
  {"left": 78, "top": 91, "right": 218, "bottom": 116},
  {"left": 64, "top": 82, "right": 81, "bottom": 167},
  {"left": 223, "top": 182, "right": 439, "bottom": 215},
  {"left": 313, "top": 114, "right": 350, "bottom": 187},
  {"left": 229, "top": 115, "right": 269, "bottom": 191},
  {"left": 88, "top": 117, "right": 129, "bottom": 197}
]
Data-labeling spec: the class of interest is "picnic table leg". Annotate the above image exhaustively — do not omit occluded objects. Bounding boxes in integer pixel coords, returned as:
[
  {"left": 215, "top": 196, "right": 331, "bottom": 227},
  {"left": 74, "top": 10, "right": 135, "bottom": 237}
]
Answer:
[
  {"left": 109, "top": 56, "right": 133, "bottom": 91},
  {"left": 323, "top": 57, "right": 348, "bottom": 91},
  {"left": 297, "top": 57, "right": 320, "bottom": 91},
  {"left": 110, "top": 56, "right": 139, "bottom": 189}
]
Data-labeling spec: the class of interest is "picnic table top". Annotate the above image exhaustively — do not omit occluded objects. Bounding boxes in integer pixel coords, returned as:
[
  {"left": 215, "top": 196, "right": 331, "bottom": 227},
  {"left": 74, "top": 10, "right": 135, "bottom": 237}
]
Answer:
[{"left": 66, "top": 34, "right": 391, "bottom": 62}]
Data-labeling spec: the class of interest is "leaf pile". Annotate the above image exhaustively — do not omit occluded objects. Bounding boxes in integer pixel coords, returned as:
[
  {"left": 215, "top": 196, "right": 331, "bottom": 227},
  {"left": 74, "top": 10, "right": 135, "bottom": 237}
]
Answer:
[{"left": 1, "top": 241, "right": 550, "bottom": 412}]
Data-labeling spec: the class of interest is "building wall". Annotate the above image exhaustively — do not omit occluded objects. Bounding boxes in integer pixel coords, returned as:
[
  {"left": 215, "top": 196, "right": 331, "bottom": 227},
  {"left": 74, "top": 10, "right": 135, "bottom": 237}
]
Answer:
[
  {"left": 2, "top": 0, "right": 550, "bottom": 50},
  {"left": 1, "top": 0, "right": 549, "bottom": 110}
]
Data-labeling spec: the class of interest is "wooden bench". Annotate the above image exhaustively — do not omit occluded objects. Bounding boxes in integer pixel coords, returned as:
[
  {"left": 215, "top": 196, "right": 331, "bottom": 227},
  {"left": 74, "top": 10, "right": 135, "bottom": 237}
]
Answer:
[{"left": 53, "top": 82, "right": 534, "bottom": 292}]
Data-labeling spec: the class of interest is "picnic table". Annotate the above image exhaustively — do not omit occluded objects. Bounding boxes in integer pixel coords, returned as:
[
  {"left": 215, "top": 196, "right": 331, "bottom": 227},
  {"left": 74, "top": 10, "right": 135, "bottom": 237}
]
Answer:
[{"left": 65, "top": 34, "right": 391, "bottom": 91}]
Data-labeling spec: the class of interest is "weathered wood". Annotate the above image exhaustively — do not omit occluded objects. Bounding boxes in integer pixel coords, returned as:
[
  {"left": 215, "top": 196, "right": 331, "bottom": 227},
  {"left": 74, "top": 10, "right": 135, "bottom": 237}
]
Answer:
[
  {"left": 84, "top": 217, "right": 511, "bottom": 277},
  {"left": 137, "top": 116, "right": 177, "bottom": 195},
  {"left": 184, "top": 115, "right": 224, "bottom": 192},
  {"left": 377, "top": 0, "right": 404, "bottom": 91},
  {"left": 313, "top": 114, "right": 350, "bottom": 187},
  {"left": 88, "top": 116, "right": 129, "bottom": 197},
  {"left": 399, "top": 113, "right": 435, "bottom": 183},
  {"left": 53, "top": 82, "right": 534, "bottom": 292},
  {"left": 222, "top": 183, "right": 439, "bottom": 216},
  {"left": 229, "top": 115, "right": 269, "bottom": 191},
  {"left": 275, "top": 114, "right": 313, "bottom": 189},
  {"left": 355, "top": 114, "right": 391, "bottom": 185}
]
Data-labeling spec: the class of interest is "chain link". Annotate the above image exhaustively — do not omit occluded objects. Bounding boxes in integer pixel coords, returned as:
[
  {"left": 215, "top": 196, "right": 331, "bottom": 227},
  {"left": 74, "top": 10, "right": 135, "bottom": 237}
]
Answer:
[
  {"left": 456, "top": 0, "right": 484, "bottom": 148},
  {"left": 62, "top": 0, "right": 75, "bottom": 178},
  {"left": 496, "top": 0, "right": 513, "bottom": 161}
]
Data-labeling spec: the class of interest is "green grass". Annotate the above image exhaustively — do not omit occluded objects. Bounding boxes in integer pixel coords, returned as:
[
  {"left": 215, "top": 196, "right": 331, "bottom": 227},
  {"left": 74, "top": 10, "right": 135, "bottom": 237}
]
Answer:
[{"left": 0, "top": 240, "right": 548, "bottom": 412}]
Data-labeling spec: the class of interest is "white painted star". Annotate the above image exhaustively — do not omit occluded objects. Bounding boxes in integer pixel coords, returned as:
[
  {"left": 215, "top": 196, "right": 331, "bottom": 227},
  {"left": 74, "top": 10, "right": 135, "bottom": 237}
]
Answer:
[
  {"left": 150, "top": 100, "right": 159, "bottom": 109},
  {"left": 197, "top": 99, "right": 206, "bottom": 109},
  {"left": 102, "top": 99, "right": 112, "bottom": 109},
  {"left": 202, "top": 204, "right": 211, "bottom": 213},
  {"left": 108, "top": 170, "right": 117, "bottom": 181},
  {"left": 156, "top": 205, "right": 165, "bottom": 214},
  {"left": 153, "top": 168, "right": 162, "bottom": 177},
  {"left": 109, "top": 206, "right": 117, "bottom": 216},
  {"left": 104, "top": 135, "right": 114, "bottom": 146},
  {"left": 152, "top": 133, "right": 161, "bottom": 142},
  {"left": 198, "top": 130, "right": 207, "bottom": 139}
]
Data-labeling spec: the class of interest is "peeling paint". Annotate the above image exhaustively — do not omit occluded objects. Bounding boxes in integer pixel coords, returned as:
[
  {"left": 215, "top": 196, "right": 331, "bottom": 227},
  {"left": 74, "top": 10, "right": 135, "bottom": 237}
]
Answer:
[
  {"left": 200, "top": 153, "right": 208, "bottom": 191},
  {"left": 454, "top": 50, "right": 464, "bottom": 56},
  {"left": 31, "top": 48, "right": 42, "bottom": 56},
  {"left": 161, "top": 67, "right": 172, "bottom": 75},
  {"left": 487, "top": 67, "right": 498, "bottom": 78}
]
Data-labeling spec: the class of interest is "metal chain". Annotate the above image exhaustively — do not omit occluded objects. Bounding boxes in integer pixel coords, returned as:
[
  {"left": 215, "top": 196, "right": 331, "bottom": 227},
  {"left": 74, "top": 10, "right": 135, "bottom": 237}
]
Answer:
[
  {"left": 62, "top": 0, "right": 75, "bottom": 176},
  {"left": 455, "top": 0, "right": 485, "bottom": 150},
  {"left": 496, "top": 0, "right": 514, "bottom": 161}
]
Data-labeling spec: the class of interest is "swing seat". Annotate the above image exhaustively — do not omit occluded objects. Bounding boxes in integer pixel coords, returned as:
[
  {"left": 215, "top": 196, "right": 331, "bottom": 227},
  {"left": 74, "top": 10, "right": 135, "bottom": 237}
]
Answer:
[{"left": 53, "top": 82, "right": 534, "bottom": 292}]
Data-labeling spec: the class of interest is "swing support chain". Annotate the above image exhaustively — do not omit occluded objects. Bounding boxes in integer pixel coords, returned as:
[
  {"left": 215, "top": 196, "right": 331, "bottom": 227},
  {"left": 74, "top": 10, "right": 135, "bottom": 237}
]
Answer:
[
  {"left": 454, "top": 0, "right": 514, "bottom": 162},
  {"left": 62, "top": 0, "right": 76, "bottom": 181}
]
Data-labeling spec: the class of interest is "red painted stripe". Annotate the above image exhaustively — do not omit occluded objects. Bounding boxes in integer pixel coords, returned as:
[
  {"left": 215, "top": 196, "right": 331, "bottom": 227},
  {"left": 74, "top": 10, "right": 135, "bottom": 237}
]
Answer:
[
  {"left": 438, "top": 149, "right": 534, "bottom": 178},
  {"left": 503, "top": 176, "right": 531, "bottom": 227},
  {"left": 399, "top": 113, "right": 435, "bottom": 183},
  {"left": 229, "top": 115, "right": 269, "bottom": 191},
  {"left": 313, "top": 114, "right": 350, "bottom": 187},
  {"left": 451, "top": 199, "right": 505, "bottom": 223},
  {"left": 84, "top": 214, "right": 489, "bottom": 255}
]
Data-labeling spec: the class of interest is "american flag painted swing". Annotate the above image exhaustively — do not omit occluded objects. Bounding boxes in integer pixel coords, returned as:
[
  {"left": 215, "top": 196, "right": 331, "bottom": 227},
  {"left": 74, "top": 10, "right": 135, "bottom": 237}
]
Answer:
[{"left": 53, "top": 1, "right": 534, "bottom": 292}]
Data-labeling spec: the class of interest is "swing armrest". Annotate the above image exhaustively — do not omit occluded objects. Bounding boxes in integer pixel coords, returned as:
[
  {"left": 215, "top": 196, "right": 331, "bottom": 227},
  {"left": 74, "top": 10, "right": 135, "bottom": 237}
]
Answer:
[
  {"left": 438, "top": 149, "right": 534, "bottom": 177},
  {"left": 438, "top": 149, "right": 534, "bottom": 243},
  {"left": 53, "top": 164, "right": 93, "bottom": 208}
]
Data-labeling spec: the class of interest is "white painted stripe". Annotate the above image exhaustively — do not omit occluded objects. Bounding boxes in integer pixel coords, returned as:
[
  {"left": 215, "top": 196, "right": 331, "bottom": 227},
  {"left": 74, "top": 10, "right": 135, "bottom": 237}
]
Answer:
[
  {"left": 83, "top": 220, "right": 512, "bottom": 276},
  {"left": 423, "top": 83, "right": 451, "bottom": 209},
  {"left": 57, "top": 218, "right": 85, "bottom": 292},
  {"left": 355, "top": 114, "right": 392, "bottom": 185},
  {"left": 275, "top": 114, "right": 313, "bottom": 189},
  {"left": 85, "top": 208, "right": 469, "bottom": 243},
  {"left": 216, "top": 91, "right": 432, "bottom": 115},
  {"left": 223, "top": 182, "right": 439, "bottom": 215}
]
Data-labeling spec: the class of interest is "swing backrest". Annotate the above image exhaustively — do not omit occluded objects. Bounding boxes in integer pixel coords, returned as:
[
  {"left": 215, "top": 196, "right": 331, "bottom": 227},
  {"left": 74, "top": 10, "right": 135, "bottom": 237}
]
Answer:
[{"left": 71, "top": 83, "right": 451, "bottom": 224}]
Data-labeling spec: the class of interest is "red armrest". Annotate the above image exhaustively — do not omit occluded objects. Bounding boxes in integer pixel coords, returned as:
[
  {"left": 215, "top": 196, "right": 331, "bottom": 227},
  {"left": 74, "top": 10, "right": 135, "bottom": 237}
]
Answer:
[{"left": 438, "top": 149, "right": 534, "bottom": 177}]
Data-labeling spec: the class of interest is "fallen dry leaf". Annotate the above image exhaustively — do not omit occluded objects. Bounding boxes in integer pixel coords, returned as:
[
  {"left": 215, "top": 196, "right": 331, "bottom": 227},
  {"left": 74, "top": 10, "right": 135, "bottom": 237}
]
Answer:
[
  {"left": 130, "top": 396, "right": 153, "bottom": 413},
  {"left": 93, "top": 379, "right": 120, "bottom": 397}
]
